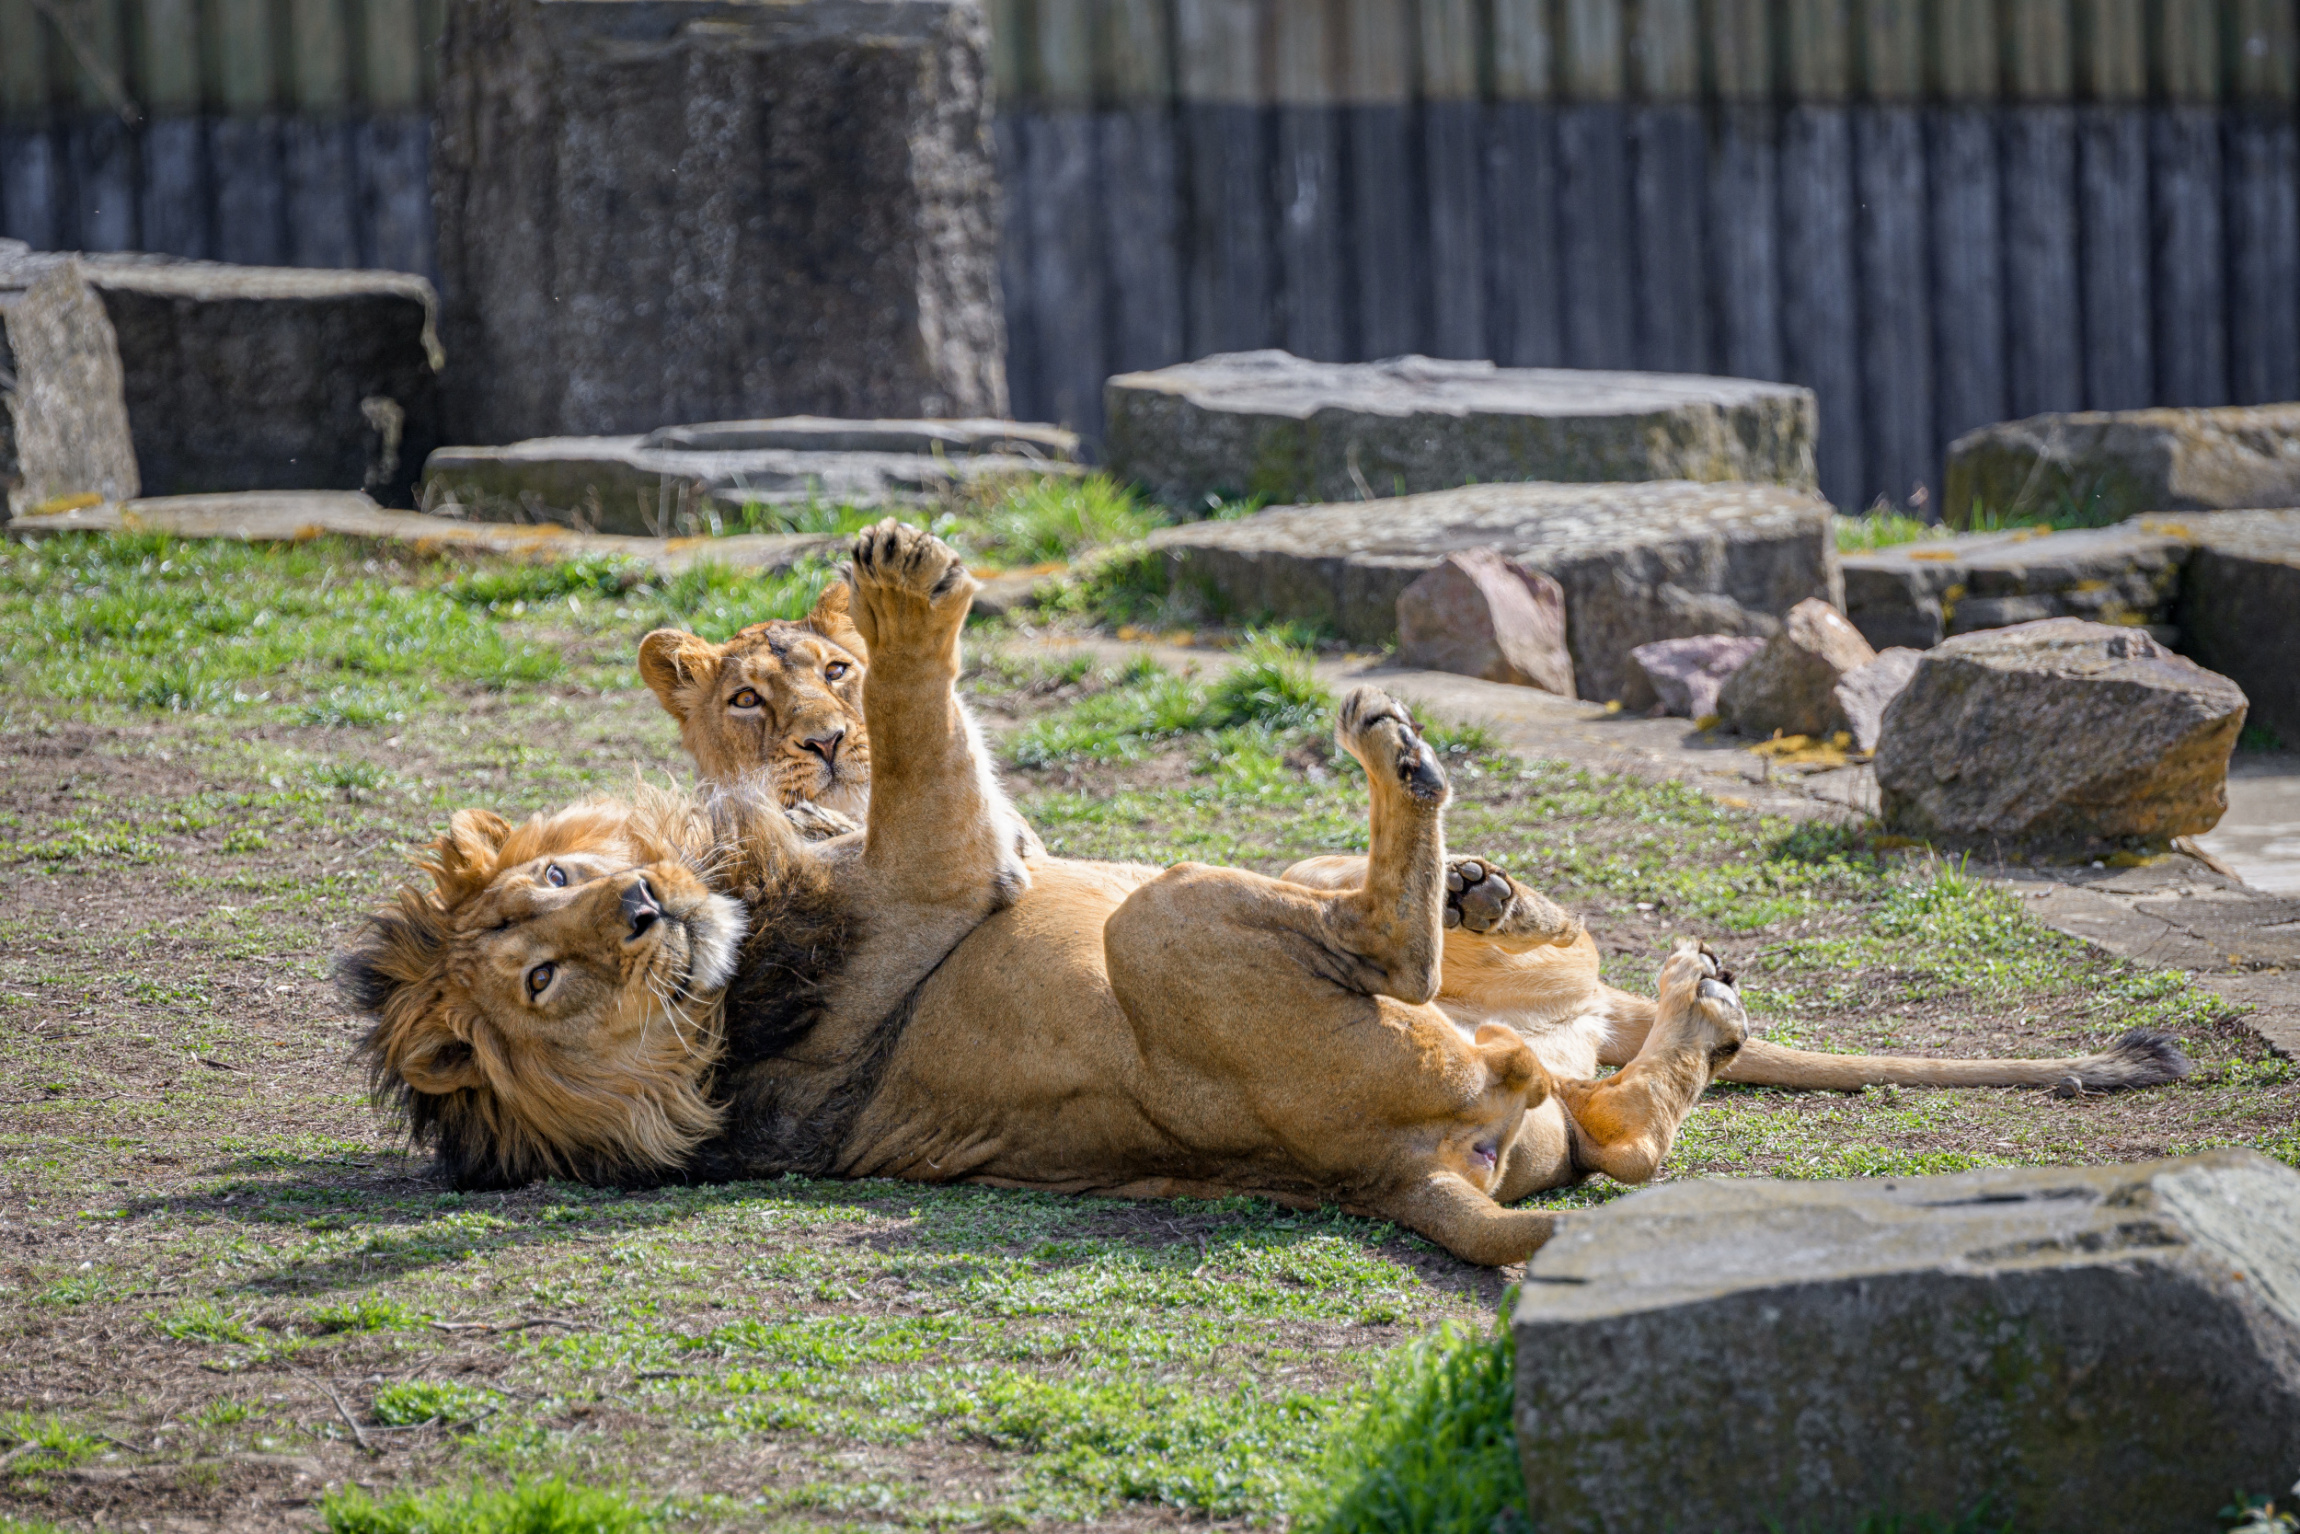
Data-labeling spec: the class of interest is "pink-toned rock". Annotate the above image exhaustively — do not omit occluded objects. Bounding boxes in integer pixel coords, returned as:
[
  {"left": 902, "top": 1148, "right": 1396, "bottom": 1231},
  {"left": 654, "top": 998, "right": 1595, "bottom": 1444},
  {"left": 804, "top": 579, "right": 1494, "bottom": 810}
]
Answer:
[
  {"left": 1625, "top": 635, "right": 1767, "bottom": 719},
  {"left": 1718, "top": 597, "right": 1879, "bottom": 738},
  {"left": 1834, "top": 647, "right": 1923, "bottom": 753},
  {"left": 1395, "top": 548, "right": 1575, "bottom": 696}
]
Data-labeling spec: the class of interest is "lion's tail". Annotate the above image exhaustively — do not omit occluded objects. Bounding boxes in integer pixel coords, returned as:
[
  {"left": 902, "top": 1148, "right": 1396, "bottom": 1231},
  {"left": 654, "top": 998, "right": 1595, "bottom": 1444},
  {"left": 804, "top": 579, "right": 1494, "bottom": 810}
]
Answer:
[{"left": 1716, "top": 1028, "right": 2191, "bottom": 1093}]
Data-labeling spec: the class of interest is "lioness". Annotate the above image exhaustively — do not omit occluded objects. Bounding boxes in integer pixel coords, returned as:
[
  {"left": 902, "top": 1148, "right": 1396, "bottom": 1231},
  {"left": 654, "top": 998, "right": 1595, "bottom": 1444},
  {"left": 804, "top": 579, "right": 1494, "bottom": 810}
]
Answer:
[
  {"left": 633, "top": 587, "right": 2192, "bottom": 1101},
  {"left": 343, "top": 522, "right": 1802, "bottom": 1265}
]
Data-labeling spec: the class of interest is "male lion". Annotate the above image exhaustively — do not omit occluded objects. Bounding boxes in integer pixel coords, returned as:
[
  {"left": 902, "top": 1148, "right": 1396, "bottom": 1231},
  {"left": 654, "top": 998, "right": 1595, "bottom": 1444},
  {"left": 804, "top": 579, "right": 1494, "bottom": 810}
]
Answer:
[
  {"left": 633, "top": 588, "right": 2192, "bottom": 1103},
  {"left": 342, "top": 522, "right": 1801, "bottom": 1265}
]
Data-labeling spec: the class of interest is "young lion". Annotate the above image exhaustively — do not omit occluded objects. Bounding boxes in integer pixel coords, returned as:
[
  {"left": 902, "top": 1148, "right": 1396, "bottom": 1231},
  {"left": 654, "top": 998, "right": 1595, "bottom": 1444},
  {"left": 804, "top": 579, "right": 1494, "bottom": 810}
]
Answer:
[
  {"left": 342, "top": 521, "right": 1776, "bottom": 1265},
  {"left": 635, "top": 594, "right": 2192, "bottom": 1103}
]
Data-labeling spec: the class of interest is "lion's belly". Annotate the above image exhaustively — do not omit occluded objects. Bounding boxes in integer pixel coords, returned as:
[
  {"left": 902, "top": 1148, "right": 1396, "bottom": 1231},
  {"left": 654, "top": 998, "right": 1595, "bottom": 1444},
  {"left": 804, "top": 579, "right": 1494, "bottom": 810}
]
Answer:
[{"left": 841, "top": 858, "right": 1173, "bottom": 1182}]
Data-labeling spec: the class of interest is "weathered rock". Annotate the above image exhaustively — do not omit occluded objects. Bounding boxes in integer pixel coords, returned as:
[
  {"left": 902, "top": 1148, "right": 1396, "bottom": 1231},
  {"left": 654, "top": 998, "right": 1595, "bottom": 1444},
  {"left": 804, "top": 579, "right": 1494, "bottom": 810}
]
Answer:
[
  {"left": 2154, "top": 509, "right": 2300, "bottom": 748},
  {"left": 642, "top": 416, "right": 1075, "bottom": 460},
  {"left": 1145, "top": 480, "right": 1838, "bottom": 702},
  {"left": 1514, "top": 1152, "right": 2300, "bottom": 1534},
  {"left": 1717, "top": 597, "right": 1876, "bottom": 738},
  {"left": 1840, "top": 522, "right": 2188, "bottom": 652},
  {"left": 1832, "top": 645, "right": 1922, "bottom": 753},
  {"left": 1622, "top": 635, "right": 1765, "bottom": 719},
  {"left": 1105, "top": 350, "right": 1818, "bottom": 511},
  {"left": 0, "top": 256, "right": 139, "bottom": 516},
  {"left": 1876, "top": 618, "right": 2248, "bottom": 844},
  {"left": 422, "top": 434, "right": 1074, "bottom": 537},
  {"left": 1394, "top": 550, "right": 1574, "bottom": 696},
  {"left": 1946, "top": 404, "right": 2300, "bottom": 525},
  {"left": 434, "top": 0, "right": 1005, "bottom": 444}
]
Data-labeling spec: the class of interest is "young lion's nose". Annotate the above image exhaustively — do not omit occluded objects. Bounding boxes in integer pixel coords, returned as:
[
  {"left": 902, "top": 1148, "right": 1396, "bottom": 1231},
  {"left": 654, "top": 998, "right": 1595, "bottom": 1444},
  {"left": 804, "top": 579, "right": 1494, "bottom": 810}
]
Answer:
[
  {"left": 620, "top": 877, "right": 662, "bottom": 939},
  {"left": 801, "top": 728, "right": 845, "bottom": 766}
]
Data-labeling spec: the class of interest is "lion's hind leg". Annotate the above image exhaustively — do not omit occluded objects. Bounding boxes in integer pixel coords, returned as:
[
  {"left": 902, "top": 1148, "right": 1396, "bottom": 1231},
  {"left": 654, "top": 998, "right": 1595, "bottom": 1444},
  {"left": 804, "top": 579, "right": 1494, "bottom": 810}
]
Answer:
[
  {"left": 1315, "top": 688, "right": 1453, "bottom": 1003},
  {"left": 1554, "top": 939, "right": 1748, "bottom": 1184}
]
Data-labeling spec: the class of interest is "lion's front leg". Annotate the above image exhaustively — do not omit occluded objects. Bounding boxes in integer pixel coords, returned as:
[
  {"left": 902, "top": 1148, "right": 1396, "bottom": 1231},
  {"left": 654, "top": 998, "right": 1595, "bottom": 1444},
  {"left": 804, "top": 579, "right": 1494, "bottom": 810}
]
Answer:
[{"left": 845, "top": 521, "right": 1030, "bottom": 912}]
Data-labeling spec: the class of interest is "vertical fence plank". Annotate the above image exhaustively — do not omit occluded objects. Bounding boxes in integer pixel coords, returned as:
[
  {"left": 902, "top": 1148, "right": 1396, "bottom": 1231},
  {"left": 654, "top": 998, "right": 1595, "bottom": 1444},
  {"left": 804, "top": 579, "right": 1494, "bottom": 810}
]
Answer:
[
  {"left": 1487, "top": 0, "right": 1560, "bottom": 365},
  {"left": 358, "top": 0, "right": 432, "bottom": 274},
  {"left": 2074, "top": 0, "right": 2149, "bottom": 407},
  {"left": 138, "top": 0, "right": 208, "bottom": 256},
  {"left": 61, "top": 0, "right": 135, "bottom": 251},
  {"left": 0, "top": 0, "right": 58, "bottom": 247},
  {"left": 1023, "top": 0, "right": 1108, "bottom": 434},
  {"left": 1557, "top": 0, "right": 1632, "bottom": 367},
  {"left": 1096, "top": 0, "right": 1185, "bottom": 381},
  {"left": 2150, "top": 0, "right": 2225, "bottom": 405},
  {"left": 1421, "top": 0, "right": 1485, "bottom": 358},
  {"left": 2227, "top": 0, "right": 2298, "bottom": 405},
  {"left": 1178, "top": 0, "right": 1274, "bottom": 359},
  {"left": 2003, "top": 0, "right": 2082, "bottom": 417},
  {"left": 1629, "top": 0, "right": 1704, "bottom": 373},
  {"left": 1855, "top": 0, "right": 1933, "bottom": 510},
  {"left": 1344, "top": 0, "right": 1422, "bottom": 357},
  {"left": 1929, "top": 0, "right": 2006, "bottom": 503},
  {"left": 211, "top": 0, "right": 285, "bottom": 264},
  {"left": 989, "top": 0, "right": 1040, "bottom": 418},
  {"left": 1706, "top": 0, "right": 1781, "bottom": 382},
  {"left": 1780, "top": 0, "right": 1862, "bottom": 508},
  {"left": 1273, "top": 0, "right": 1347, "bottom": 359},
  {"left": 286, "top": 0, "right": 359, "bottom": 266}
]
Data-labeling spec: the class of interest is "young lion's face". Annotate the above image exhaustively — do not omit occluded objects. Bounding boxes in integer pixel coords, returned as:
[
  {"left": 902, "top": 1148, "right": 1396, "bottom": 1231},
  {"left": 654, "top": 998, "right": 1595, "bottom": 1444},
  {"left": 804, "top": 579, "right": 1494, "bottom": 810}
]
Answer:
[
  {"left": 640, "top": 583, "right": 870, "bottom": 817},
  {"left": 335, "top": 796, "right": 745, "bottom": 1188}
]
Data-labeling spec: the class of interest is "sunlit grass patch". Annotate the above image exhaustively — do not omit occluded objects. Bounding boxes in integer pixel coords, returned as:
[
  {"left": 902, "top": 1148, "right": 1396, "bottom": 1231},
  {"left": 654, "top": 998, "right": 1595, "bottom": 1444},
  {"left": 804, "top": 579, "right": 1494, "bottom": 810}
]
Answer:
[
  {"left": 370, "top": 1379, "right": 501, "bottom": 1427},
  {"left": 324, "top": 1477, "right": 671, "bottom": 1534},
  {"left": 0, "top": 1412, "right": 103, "bottom": 1479},
  {"left": 961, "top": 473, "right": 1165, "bottom": 568}
]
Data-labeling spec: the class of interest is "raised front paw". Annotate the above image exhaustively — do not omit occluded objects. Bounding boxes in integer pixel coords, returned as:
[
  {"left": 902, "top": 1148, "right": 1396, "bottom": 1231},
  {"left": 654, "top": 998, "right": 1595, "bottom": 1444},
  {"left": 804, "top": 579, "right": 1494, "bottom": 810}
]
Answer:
[
  {"left": 1657, "top": 938, "right": 1750, "bottom": 1060},
  {"left": 1443, "top": 857, "right": 1582, "bottom": 945},
  {"left": 848, "top": 519, "right": 976, "bottom": 645},
  {"left": 1337, "top": 688, "right": 1447, "bottom": 806},
  {"left": 783, "top": 801, "right": 861, "bottom": 842}
]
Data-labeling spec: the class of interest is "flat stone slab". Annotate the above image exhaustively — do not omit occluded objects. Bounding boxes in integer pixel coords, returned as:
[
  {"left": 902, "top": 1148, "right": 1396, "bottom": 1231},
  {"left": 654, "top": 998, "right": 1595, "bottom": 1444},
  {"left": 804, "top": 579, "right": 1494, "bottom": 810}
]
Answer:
[
  {"left": 642, "top": 416, "right": 1075, "bottom": 459},
  {"left": 2151, "top": 509, "right": 2300, "bottom": 746},
  {"left": 1515, "top": 1152, "right": 2300, "bottom": 1534},
  {"left": 3, "top": 491, "right": 834, "bottom": 575},
  {"left": 1105, "top": 350, "right": 1817, "bottom": 509},
  {"left": 1842, "top": 522, "right": 2188, "bottom": 652},
  {"left": 1947, "top": 404, "right": 2300, "bottom": 525},
  {"left": 422, "top": 436, "right": 1078, "bottom": 538},
  {"left": 1146, "top": 480, "right": 1837, "bottom": 701}
]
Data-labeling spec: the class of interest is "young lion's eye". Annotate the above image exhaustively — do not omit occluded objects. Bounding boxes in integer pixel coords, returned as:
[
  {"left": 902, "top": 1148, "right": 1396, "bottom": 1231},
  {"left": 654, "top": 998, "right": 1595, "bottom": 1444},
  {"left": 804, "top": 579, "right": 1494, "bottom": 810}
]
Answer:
[
  {"left": 545, "top": 863, "right": 566, "bottom": 887},
  {"left": 730, "top": 688, "right": 763, "bottom": 709},
  {"left": 527, "top": 962, "right": 556, "bottom": 999},
  {"left": 823, "top": 661, "right": 850, "bottom": 681}
]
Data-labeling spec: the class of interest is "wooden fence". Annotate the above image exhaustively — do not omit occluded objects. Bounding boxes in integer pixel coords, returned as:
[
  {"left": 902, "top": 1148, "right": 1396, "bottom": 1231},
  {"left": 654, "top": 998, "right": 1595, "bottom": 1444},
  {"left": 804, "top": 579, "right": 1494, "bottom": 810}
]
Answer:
[{"left": 3, "top": 0, "right": 2296, "bottom": 510}]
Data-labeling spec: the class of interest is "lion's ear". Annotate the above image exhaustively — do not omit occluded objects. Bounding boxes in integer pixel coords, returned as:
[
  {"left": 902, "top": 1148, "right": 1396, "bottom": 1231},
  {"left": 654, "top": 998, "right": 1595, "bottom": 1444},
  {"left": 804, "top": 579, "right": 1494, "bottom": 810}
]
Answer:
[
  {"left": 428, "top": 809, "right": 511, "bottom": 903},
  {"left": 805, "top": 581, "right": 866, "bottom": 660},
  {"left": 397, "top": 1024, "right": 485, "bottom": 1095},
  {"left": 639, "top": 629, "right": 720, "bottom": 722}
]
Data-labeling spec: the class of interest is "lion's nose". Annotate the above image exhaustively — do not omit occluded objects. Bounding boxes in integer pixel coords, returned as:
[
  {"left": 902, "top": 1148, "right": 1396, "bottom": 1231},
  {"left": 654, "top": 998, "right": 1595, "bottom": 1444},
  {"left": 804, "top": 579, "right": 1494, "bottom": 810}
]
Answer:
[
  {"left": 800, "top": 729, "right": 844, "bottom": 767},
  {"left": 621, "top": 878, "right": 661, "bottom": 939}
]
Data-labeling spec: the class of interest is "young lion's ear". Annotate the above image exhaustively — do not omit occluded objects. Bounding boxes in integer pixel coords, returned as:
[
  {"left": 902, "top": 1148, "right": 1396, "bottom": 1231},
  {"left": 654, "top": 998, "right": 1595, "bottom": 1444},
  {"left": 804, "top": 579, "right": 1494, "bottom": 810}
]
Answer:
[
  {"left": 638, "top": 629, "right": 720, "bottom": 722},
  {"left": 428, "top": 808, "right": 512, "bottom": 903},
  {"left": 804, "top": 581, "right": 867, "bottom": 660}
]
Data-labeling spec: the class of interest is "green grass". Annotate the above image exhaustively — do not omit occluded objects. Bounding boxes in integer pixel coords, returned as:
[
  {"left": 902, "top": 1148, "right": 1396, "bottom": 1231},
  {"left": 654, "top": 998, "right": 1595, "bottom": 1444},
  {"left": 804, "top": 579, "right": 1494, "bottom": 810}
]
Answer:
[
  {"left": 960, "top": 473, "right": 1165, "bottom": 568},
  {"left": 1835, "top": 512, "right": 1946, "bottom": 551},
  {"left": 324, "top": 1478, "right": 671, "bottom": 1534},
  {"left": 1006, "top": 634, "right": 1332, "bottom": 769}
]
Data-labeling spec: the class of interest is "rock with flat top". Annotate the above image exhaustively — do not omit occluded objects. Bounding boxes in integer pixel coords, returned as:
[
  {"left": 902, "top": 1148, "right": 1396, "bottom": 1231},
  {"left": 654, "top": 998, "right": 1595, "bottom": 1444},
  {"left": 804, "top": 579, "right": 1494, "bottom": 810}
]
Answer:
[
  {"left": 1106, "top": 350, "right": 1817, "bottom": 510},
  {"left": 1395, "top": 549, "right": 1574, "bottom": 696},
  {"left": 1623, "top": 635, "right": 1765, "bottom": 719},
  {"left": 1717, "top": 597, "right": 1877, "bottom": 738},
  {"left": 1832, "top": 646, "right": 1922, "bottom": 752},
  {"left": 2155, "top": 508, "right": 2300, "bottom": 746},
  {"left": 0, "top": 257, "right": 139, "bottom": 516},
  {"left": 1146, "top": 480, "right": 1837, "bottom": 701},
  {"left": 1840, "top": 522, "right": 2187, "bottom": 652},
  {"left": 1515, "top": 1151, "right": 2300, "bottom": 1534},
  {"left": 1876, "top": 618, "right": 2248, "bottom": 843},
  {"left": 1946, "top": 404, "right": 2300, "bottom": 526},
  {"left": 642, "top": 416, "right": 1074, "bottom": 460}
]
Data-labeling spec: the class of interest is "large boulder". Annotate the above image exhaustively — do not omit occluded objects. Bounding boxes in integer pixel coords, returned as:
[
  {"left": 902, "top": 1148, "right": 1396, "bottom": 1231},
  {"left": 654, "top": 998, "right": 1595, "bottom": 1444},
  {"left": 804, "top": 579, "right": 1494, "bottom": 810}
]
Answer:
[
  {"left": 433, "top": 0, "right": 1005, "bottom": 444},
  {"left": 1623, "top": 635, "right": 1766, "bottom": 719},
  {"left": 1717, "top": 597, "right": 1877, "bottom": 738},
  {"left": 1876, "top": 619, "right": 2248, "bottom": 844},
  {"left": 2158, "top": 508, "right": 2300, "bottom": 747},
  {"left": 1394, "top": 550, "right": 1574, "bottom": 696},
  {"left": 1145, "top": 480, "right": 1837, "bottom": 702},
  {"left": 1839, "top": 522, "right": 2187, "bottom": 653},
  {"left": 1831, "top": 645, "right": 1922, "bottom": 753},
  {"left": 0, "top": 256, "right": 139, "bottom": 517},
  {"left": 1946, "top": 404, "right": 2300, "bottom": 526},
  {"left": 1514, "top": 1152, "right": 2300, "bottom": 1534},
  {"left": 1105, "top": 350, "right": 1817, "bottom": 511}
]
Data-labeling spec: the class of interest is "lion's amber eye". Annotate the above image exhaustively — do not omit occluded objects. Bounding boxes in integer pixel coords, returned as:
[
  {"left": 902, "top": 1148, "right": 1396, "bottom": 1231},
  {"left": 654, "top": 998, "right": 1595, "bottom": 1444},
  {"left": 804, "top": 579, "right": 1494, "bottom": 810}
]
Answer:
[
  {"left": 545, "top": 864, "right": 566, "bottom": 888},
  {"left": 730, "top": 688, "right": 763, "bottom": 709},
  {"left": 527, "top": 963, "right": 555, "bottom": 999},
  {"left": 824, "top": 661, "right": 850, "bottom": 681}
]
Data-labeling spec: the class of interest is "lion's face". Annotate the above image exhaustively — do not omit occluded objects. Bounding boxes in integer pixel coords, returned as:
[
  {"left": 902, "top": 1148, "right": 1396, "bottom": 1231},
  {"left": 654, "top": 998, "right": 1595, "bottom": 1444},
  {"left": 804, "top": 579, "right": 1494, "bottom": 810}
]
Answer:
[
  {"left": 640, "top": 583, "right": 870, "bottom": 818},
  {"left": 335, "top": 796, "right": 746, "bottom": 1189}
]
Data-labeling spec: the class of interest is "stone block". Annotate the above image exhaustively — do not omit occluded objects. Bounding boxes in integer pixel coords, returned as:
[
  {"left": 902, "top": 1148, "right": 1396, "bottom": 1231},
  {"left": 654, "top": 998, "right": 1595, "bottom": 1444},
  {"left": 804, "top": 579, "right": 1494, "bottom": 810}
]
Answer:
[
  {"left": 1832, "top": 646, "right": 1922, "bottom": 753},
  {"left": 642, "top": 416, "right": 1074, "bottom": 460},
  {"left": 1105, "top": 350, "right": 1817, "bottom": 511},
  {"left": 1514, "top": 1152, "right": 2300, "bottom": 1534},
  {"left": 1145, "top": 480, "right": 1837, "bottom": 702},
  {"left": 1840, "top": 523, "right": 2188, "bottom": 653},
  {"left": 1623, "top": 634, "right": 1766, "bottom": 719},
  {"left": 1717, "top": 597, "right": 1876, "bottom": 739},
  {"left": 1394, "top": 549, "right": 1574, "bottom": 696},
  {"left": 0, "top": 256, "right": 139, "bottom": 516},
  {"left": 434, "top": 0, "right": 1005, "bottom": 445},
  {"left": 2153, "top": 509, "right": 2300, "bottom": 748},
  {"left": 1946, "top": 404, "right": 2300, "bottom": 525},
  {"left": 422, "top": 433, "right": 1072, "bottom": 538},
  {"left": 1876, "top": 618, "right": 2248, "bottom": 844}
]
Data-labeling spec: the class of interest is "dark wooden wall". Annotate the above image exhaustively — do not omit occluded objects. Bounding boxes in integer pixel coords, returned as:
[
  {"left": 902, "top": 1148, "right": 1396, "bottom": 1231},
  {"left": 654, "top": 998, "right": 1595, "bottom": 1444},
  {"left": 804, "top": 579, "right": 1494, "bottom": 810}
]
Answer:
[{"left": 4, "top": 0, "right": 2295, "bottom": 512}]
